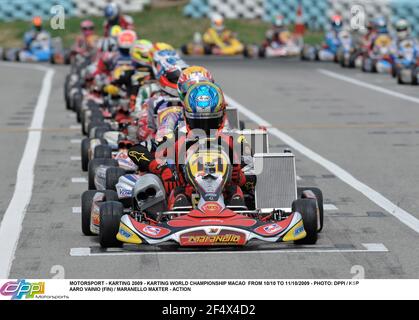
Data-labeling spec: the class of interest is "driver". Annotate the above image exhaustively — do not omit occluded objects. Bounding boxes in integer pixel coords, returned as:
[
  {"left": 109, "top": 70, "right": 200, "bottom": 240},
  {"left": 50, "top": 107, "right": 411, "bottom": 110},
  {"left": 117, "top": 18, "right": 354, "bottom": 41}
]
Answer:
[
  {"left": 103, "top": 2, "right": 134, "bottom": 36},
  {"left": 128, "top": 82, "right": 256, "bottom": 210},
  {"left": 24, "top": 16, "right": 46, "bottom": 49},
  {"left": 203, "top": 13, "right": 235, "bottom": 52},
  {"left": 265, "top": 15, "right": 289, "bottom": 46},
  {"left": 72, "top": 20, "right": 97, "bottom": 56}
]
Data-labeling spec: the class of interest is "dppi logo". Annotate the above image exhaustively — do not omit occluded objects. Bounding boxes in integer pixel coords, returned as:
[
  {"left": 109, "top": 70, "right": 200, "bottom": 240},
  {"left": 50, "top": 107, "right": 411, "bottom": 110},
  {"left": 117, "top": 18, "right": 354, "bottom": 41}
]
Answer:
[{"left": 0, "top": 280, "right": 45, "bottom": 300}]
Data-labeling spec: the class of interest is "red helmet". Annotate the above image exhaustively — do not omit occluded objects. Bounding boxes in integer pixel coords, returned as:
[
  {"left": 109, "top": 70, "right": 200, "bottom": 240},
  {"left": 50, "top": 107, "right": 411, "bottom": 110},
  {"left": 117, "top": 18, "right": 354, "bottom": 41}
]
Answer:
[
  {"left": 81, "top": 20, "right": 95, "bottom": 36},
  {"left": 117, "top": 30, "right": 137, "bottom": 50}
]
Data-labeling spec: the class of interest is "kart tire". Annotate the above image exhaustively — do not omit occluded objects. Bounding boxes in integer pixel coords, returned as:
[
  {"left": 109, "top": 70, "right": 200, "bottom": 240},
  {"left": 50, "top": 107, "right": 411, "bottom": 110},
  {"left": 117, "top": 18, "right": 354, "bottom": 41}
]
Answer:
[
  {"left": 88, "top": 122, "right": 110, "bottom": 138},
  {"left": 81, "top": 137, "right": 90, "bottom": 172},
  {"left": 94, "top": 144, "right": 112, "bottom": 159},
  {"left": 94, "top": 127, "right": 110, "bottom": 139},
  {"left": 73, "top": 92, "right": 83, "bottom": 123},
  {"left": 239, "top": 120, "right": 246, "bottom": 130},
  {"left": 88, "top": 158, "right": 118, "bottom": 190},
  {"left": 81, "top": 190, "right": 96, "bottom": 236},
  {"left": 180, "top": 45, "right": 188, "bottom": 55},
  {"left": 398, "top": 72, "right": 404, "bottom": 84},
  {"left": 297, "top": 187, "right": 324, "bottom": 232},
  {"left": 99, "top": 201, "right": 123, "bottom": 248},
  {"left": 105, "top": 167, "right": 126, "bottom": 191},
  {"left": 64, "top": 74, "right": 71, "bottom": 110},
  {"left": 292, "top": 198, "right": 318, "bottom": 245},
  {"left": 258, "top": 47, "right": 266, "bottom": 58}
]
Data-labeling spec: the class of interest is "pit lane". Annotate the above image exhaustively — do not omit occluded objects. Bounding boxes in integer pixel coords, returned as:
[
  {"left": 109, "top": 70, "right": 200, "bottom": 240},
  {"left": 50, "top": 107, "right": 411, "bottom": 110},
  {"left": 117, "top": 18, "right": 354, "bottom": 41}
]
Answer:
[{"left": 1, "top": 59, "right": 419, "bottom": 279}]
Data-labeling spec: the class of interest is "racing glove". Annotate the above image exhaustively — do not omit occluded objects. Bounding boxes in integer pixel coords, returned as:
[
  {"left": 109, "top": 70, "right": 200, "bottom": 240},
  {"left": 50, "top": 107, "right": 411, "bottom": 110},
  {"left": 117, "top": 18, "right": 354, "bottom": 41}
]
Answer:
[
  {"left": 231, "top": 164, "right": 246, "bottom": 186},
  {"left": 161, "top": 165, "right": 181, "bottom": 195}
]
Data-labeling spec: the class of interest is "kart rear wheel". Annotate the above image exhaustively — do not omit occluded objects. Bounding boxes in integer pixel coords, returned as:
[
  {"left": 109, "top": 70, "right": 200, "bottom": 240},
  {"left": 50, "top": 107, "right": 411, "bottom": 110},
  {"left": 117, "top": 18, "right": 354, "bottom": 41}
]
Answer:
[
  {"left": 106, "top": 167, "right": 125, "bottom": 191},
  {"left": 88, "top": 158, "right": 118, "bottom": 190},
  {"left": 81, "top": 190, "right": 96, "bottom": 236},
  {"left": 73, "top": 92, "right": 83, "bottom": 123},
  {"left": 292, "top": 198, "right": 318, "bottom": 245},
  {"left": 94, "top": 127, "right": 110, "bottom": 139},
  {"left": 99, "top": 201, "right": 124, "bottom": 248},
  {"left": 94, "top": 144, "right": 112, "bottom": 159},
  {"left": 81, "top": 138, "right": 90, "bottom": 172},
  {"left": 297, "top": 187, "right": 324, "bottom": 232},
  {"left": 64, "top": 74, "right": 71, "bottom": 110}
]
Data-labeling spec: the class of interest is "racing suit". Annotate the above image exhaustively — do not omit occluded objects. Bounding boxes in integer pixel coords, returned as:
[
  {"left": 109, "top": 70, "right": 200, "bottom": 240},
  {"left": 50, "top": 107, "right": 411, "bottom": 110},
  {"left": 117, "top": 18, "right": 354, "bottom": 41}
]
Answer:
[{"left": 127, "top": 129, "right": 256, "bottom": 209}]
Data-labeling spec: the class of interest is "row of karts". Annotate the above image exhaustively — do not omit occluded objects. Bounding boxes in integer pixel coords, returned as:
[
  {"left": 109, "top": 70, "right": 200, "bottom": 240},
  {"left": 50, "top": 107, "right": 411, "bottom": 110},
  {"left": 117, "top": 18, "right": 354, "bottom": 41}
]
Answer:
[
  {"left": 181, "top": 14, "right": 304, "bottom": 59},
  {"left": 64, "top": 26, "right": 324, "bottom": 250},
  {"left": 301, "top": 17, "right": 419, "bottom": 85}
]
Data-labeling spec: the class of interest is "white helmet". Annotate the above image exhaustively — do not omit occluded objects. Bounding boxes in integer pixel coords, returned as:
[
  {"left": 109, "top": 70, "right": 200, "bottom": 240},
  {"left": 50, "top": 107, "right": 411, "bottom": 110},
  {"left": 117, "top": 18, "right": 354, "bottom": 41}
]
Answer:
[{"left": 211, "top": 13, "right": 224, "bottom": 32}]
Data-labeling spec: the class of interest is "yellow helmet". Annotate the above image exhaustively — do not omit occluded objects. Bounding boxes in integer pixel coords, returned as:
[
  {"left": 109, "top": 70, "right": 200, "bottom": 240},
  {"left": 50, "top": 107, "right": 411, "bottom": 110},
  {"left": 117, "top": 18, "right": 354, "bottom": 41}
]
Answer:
[
  {"left": 152, "top": 42, "right": 174, "bottom": 53},
  {"left": 110, "top": 25, "right": 122, "bottom": 38},
  {"left": 130, "top": 39, "right": 153, "bottom": 66}
]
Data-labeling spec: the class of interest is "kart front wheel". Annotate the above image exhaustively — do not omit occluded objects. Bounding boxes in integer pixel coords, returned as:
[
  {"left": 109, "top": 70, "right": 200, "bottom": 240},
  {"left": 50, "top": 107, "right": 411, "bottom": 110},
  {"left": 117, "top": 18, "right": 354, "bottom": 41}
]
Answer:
[
  {"left": 105, "top": 167, "right": 125, "bottom": 191},
  {"left": 292, "top": 198, "right": 318, "bottom": 245},
  {"left": 297, "top": 187, "right": 324, "bottom": 232},
  {"left": 81, "top": 190, "right": 97, "bottom": 236},
  {"left": 99, "top": 201, "right": 124, "bottom": 248}
]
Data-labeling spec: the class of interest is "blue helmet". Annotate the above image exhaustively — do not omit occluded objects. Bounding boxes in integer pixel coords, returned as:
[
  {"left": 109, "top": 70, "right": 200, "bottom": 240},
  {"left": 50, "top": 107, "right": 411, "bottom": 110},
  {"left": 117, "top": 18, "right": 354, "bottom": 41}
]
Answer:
[
  {"left": 373, "top": 16, "right": 388, "bottom": 34},
  {"left": 104, "top": 3, "right": 120, "bottom": 21},
  {"left": 183, "top": 82, "right": 226, "bottom": 132}
]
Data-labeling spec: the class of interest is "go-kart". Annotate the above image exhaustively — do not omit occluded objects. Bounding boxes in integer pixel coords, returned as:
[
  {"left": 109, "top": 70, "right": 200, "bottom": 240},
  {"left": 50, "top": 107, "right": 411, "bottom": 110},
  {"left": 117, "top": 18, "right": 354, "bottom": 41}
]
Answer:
[
  {"left": 96, "top": 143, "right": 324, "bottom": 248},
  {"left": 361, "top": 34, "right": 394, "bottom": 73},
  {"left": 244, "top": 32, "right": 302, "bottom": 59},
  {"left": 392, "top": 39, "right": 419, "bottom": 85},
  {"left": 336, "top": 31, "right": 362, "bottom": 68},
  {"left": 301, "top": 31, "right": 348, "bottom": 62},
  {"left": 1, "top": 31, "right": 69, "bottom": 64},
  {"left": 181, "top": 31, "right": 244, "bottom": 56}
]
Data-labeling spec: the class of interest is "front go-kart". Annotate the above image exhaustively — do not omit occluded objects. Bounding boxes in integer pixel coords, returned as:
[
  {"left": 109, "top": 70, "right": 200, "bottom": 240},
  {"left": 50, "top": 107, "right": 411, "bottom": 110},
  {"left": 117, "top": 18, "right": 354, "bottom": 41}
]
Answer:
[{"left": 99, "top": 146, "right": 324, "bottom": 249}]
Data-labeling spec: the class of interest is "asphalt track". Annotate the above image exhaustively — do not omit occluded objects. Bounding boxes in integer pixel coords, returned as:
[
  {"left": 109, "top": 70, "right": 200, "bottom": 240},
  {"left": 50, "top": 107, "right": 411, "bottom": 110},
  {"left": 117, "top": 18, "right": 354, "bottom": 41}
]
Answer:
[{"left": 1, "top": 57, "right": 419, "bottom": 279}]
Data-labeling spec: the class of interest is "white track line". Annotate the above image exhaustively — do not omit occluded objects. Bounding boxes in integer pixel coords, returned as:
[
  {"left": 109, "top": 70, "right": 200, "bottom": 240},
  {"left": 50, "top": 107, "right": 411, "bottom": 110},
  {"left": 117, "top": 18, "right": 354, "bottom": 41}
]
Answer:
[
  {"left": 72, "top": 177, "right": 87, "bottom": 183},
  {"left": 225, "top": 95, "right": 419, "bottom": 234},
  {"left": 72, "top": 207, "right": 81, "bottom": 214},
  {"left": 0, "top": 64, "right": 55, "bottom": 279},
  {"left": 318, "top": 69, "right": 419, "bottom": 104},
  {"left": 324, "top": 204, "right": 339, "bottom": 211},
  {"left": 70, "top": 139, "right": 81, "bottom": 144},
  {"left": 71, "top": 156, "right": 81, "bottom": 161},
  {"left": 69, "top": 243, "right": 388, "bottom": 257}
]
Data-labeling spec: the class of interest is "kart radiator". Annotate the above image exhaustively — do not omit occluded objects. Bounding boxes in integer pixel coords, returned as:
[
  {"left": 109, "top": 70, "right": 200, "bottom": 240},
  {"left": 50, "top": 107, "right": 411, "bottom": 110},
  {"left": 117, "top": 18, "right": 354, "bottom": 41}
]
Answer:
[{"left": 254, "top": 153, "right": 297, "bottom": 210}]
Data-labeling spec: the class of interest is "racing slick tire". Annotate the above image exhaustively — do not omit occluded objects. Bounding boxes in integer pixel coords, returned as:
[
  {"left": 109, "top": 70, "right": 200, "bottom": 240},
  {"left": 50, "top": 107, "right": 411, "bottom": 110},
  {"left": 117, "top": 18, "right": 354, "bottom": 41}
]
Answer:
[
  {"left": 88, "top": 122, "right": 110, "bottom": 138},
  {"left": 81, "top": 137, "right": 90, "bottom": 172},
  {"left": 88, "top": 158, "right": 118, "bottom": 190},
  {"left": 239, "top": 120, "right": 246, "bottom": 130},
  {"left": 73, "top": 92, "right": 83, "bottom": 123},
  {"left": 94, "top": 127, "right": 110, "bottom": 139},
  {"left": 64, "top": 74, "right": 71, "bottom": 110},
  {"left": 94, "top": 144, "right": 112, "bottom": 159},
  {"left": 105, "top": 167, "right": 125, "bottom": 191},
  {"left": 292, "top": 198, "right": 318, "bottom": 245},
  {"left": 81, "top": 190, "right": 97, "bottom": 236},
  {"left": 297, "top": 187, "right": 324, "bottom": 232},
  {"left": 99, "top": 201, "right": 124, "bottom": 248}
]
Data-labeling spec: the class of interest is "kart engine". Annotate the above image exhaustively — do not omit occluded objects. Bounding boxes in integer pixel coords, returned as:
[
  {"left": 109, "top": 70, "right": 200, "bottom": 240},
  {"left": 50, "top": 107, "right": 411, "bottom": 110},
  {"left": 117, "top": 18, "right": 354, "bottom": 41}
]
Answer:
[{"left": 133, "top": 174, "right": 167, "bottom": 215}]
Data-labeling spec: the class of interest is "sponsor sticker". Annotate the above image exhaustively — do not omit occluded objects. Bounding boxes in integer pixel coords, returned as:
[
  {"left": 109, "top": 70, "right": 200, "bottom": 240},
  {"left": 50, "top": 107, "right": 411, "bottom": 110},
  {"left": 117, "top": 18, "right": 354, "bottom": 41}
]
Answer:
[
  {"left": 263, "top": 223, "right": 282, "bottom": 234},
  {"left": 142, "top": 226, "right": 161, "bottom": 236}
]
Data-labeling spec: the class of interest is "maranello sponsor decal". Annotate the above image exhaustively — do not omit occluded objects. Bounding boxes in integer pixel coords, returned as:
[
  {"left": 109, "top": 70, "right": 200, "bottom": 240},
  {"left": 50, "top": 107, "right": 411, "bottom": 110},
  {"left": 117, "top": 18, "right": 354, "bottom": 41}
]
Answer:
[{"left": 0, "top": 280, "right": 45, "bottom": 299}]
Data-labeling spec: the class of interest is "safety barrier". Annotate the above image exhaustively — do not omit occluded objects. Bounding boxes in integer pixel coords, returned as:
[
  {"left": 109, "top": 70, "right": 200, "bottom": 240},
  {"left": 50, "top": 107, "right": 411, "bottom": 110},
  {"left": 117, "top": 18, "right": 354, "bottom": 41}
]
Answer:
[
  {"left": 184, "top": 0, "right": 419, "bottom": 34},
  {"left": 0, "top": 0, "right": 150, "bottom": 21}
]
